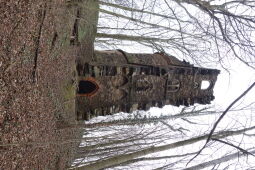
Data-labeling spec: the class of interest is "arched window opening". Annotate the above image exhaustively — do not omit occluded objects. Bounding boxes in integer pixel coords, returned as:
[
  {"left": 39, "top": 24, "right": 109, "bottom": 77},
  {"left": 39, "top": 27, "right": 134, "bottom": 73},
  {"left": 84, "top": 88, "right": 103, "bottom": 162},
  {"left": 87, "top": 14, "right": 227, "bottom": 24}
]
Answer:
[
  {"left": 77, "top": 78, "right": 99, "bottom": 96},
  {"left": 167, "top": 79, "right": 180, "bottom": 92},
  {"left": 201, "top": 80, "right": 210, "bottom": 90}
]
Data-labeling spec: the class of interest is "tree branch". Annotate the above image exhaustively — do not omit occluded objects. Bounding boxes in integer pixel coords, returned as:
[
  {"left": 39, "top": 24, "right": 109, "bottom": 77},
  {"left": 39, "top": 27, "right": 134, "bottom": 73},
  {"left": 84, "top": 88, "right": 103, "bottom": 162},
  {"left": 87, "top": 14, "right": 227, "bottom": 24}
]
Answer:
[{"left": 187, "top": 81, "right": 255, "bottom": 165}]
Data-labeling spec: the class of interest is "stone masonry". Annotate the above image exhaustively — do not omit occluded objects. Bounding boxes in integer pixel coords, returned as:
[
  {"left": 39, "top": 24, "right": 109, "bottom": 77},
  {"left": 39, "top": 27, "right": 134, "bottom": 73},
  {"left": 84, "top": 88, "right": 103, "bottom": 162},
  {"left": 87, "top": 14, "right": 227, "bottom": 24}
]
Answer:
[{"left": 76, "top": 50, "right": 220, "bottom": 120}]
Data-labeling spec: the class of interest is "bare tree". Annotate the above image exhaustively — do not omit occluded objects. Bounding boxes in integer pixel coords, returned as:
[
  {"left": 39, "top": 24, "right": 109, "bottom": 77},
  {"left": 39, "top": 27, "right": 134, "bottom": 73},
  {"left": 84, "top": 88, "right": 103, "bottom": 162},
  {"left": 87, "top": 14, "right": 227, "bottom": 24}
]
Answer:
[
  {"left": 72, "top": 125, "right": 255, "bottom": 169},
  {"left": 69, "top": 0, "right": 255, "bottom": 169},
  {"left": 97, "top": 0, "right": 255, "bottom": 69}
]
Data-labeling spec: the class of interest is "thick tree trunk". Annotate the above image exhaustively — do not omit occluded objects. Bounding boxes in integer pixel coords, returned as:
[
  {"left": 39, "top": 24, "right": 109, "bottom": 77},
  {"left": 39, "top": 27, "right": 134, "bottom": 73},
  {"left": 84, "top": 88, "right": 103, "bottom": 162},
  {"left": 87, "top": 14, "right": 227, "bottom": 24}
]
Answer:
[{"left": 76, "top": 0, "right": 99, "bottom": 64}]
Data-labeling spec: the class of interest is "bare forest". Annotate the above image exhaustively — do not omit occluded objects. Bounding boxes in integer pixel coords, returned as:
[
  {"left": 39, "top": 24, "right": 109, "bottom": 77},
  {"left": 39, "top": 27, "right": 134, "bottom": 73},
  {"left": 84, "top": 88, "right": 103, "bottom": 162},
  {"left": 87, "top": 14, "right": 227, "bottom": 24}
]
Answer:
[{"left": 1, "top": 0, "right": 255, "bottom": 169}]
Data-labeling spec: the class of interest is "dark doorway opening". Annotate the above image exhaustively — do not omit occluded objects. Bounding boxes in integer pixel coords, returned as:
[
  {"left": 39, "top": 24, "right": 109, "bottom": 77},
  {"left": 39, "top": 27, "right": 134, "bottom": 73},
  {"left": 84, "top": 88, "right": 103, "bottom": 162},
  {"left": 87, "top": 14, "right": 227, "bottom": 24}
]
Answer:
[{"left": 78, "top": 80, "right": 98, "bottom": 96}]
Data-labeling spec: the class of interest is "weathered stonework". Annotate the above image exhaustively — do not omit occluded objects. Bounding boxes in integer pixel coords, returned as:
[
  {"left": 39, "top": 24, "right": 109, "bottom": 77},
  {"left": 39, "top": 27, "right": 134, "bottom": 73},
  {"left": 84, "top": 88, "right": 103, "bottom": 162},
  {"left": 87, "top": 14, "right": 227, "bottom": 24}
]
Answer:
[{"left": 76, "top": 50, "right": 220, "bottom": 120}]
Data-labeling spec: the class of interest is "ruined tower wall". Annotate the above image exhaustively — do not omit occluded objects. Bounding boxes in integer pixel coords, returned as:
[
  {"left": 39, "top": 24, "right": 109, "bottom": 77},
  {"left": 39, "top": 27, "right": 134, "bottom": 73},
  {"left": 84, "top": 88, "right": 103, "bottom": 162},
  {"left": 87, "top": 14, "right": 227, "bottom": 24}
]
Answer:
[{"left": 76, "top": 50, "right": 220, "bottom": 120}]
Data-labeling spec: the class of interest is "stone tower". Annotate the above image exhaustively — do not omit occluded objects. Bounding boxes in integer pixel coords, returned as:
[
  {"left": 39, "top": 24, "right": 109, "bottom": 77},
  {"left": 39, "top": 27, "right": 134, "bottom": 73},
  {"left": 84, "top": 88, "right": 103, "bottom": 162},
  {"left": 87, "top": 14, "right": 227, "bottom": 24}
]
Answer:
[{"left": 76, "top": 50, "right": 220, "bottom": 120}]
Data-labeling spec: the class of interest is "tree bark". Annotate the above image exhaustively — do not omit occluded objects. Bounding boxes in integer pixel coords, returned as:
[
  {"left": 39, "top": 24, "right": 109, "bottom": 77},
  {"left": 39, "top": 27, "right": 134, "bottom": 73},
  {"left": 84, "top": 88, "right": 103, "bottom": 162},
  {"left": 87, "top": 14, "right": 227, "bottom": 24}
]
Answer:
[
  {"left": 76, "top": 0, "right": 99, "bottom": 64},
  {"left": 96, "top": 33, "right": 175, "bottom": 43}
]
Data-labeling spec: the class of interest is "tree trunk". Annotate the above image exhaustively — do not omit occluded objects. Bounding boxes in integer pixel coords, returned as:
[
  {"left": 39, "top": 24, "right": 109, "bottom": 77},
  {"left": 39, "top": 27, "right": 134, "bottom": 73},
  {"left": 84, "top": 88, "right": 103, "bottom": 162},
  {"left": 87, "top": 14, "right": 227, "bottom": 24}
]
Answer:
[
  {"left": 72, "top": 126, "right": 255, "bottom": 170},
  {"left": 96, "top": 33, "right": 174, "bottom": 43},
  {"left": 61, "top": 108, "right": 215, "bottom": 129},
  {"left": 76, "top": 0, "right": 99, "bottom": 64}
]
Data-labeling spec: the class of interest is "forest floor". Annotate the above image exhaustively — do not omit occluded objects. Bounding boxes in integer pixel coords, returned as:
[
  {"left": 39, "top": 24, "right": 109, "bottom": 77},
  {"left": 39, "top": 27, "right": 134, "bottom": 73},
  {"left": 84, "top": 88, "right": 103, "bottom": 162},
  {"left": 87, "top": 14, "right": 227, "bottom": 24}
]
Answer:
[{"left": 0, "top": 1, "right": 84, "bottom": 169}]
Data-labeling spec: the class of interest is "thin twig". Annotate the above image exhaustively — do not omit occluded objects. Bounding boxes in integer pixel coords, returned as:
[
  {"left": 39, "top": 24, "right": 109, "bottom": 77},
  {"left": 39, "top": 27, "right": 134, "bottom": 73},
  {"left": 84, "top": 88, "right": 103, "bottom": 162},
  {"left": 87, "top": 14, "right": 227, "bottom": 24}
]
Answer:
[
  {"left": 187, "top": 81, "right": 255, "bottom": 165},
  {"left": 212, "top": 138, "right": 255, "bottom": 157}
]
